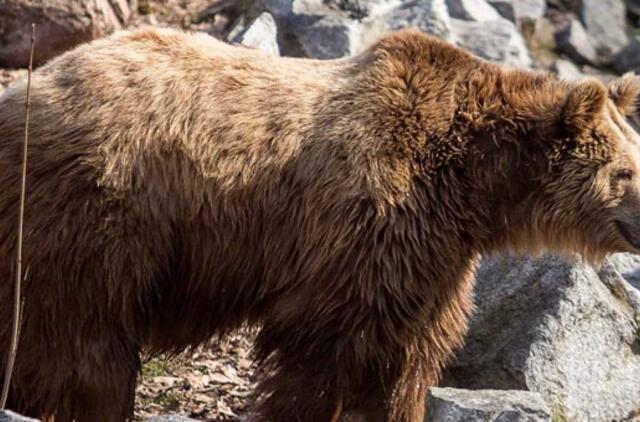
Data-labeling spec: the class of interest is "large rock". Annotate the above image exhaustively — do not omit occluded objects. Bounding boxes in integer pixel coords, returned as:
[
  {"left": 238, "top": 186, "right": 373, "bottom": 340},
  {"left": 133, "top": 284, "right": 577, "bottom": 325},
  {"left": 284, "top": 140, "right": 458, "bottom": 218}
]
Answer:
[
  {"left": 451, "top": 18, "right": 532, "bottom": 68},
  {"left": 446, "top": 0, "right": 501, "bottom": 21},
  {"left": 144, "top": 417, "right": 199, "bottom": 422},
  {"left": 425, "top": 388, "right": 552, "bottom": 422},
  {"left": 0, "top": 0, "right": 130, "bottom": 67},
  {"left": 0, "top": 411, "right": 39, "bottom": 422},
  {"left": 577, "top": 0, "right": 628, "bottom": 62},
  {"left": 443, "top": 254, "right": 640, "bottom": 422},
  {"left": 556, "top": 18, "right": 598, "bottom": 65},
  {"left": 614, "top": 36, "right": 640, "bottom": 74},
  {"left": 230, "top": 12, "right": 280, "bottom": 56}
]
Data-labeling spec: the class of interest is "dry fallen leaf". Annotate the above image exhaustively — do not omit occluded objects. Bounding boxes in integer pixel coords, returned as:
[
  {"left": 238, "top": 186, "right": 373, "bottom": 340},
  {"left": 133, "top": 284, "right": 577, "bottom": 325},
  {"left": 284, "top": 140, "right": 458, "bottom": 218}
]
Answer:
[{"left": 135, "top": 331, "right": 257, "bottom": 421}]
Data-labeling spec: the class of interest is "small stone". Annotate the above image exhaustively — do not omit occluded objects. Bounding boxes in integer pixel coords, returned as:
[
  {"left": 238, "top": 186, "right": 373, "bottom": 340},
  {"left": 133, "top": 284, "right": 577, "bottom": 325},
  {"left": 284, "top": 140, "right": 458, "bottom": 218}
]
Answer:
[
  {"left": 613, "top": 36, "right": 640, "bottom": 74},
  {"left": 513, "top": 0, "right": 546, "bottom": 22},
  {"left": 556, "top": 18, "right": 598, "bottom": 65},
  {"left": 551, "top": 59, "right": 583, "bottom": 81},
  {"left": 446, "top": 0, "right": 501, "bottom": 22},
  {"left": 488, "top": 0, "right": 516, "bottom": 21},
  {"left": 383, "top": 0, "right": 455, "bottom": 43},
  {"left": 488, "top": 0, "right": 545, "bottom": 22},
  {"left": 0, "top": 410, "right": 39, "bottom": 422},
  {"left": 628, "top": 0, "right": 640, "bottom": 19},
  {"left": 230, "top": 12, "right": 280, "bottom": 56},
  {"left": 425, "top": 388, "right": 552, "bottom": 422}
]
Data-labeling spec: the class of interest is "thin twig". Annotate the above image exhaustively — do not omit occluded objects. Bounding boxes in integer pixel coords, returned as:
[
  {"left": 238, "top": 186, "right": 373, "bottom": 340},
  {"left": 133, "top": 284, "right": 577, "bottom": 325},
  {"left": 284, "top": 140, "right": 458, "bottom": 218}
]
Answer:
[{"left": 1, "top": 23, "right": 35, "bottom": 409}]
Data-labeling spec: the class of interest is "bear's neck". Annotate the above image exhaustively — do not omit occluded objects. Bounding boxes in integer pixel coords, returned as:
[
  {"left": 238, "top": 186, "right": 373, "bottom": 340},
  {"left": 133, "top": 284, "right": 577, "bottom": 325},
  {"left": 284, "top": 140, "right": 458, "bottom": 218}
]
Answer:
[{"left": 451, "top": 70, "right": 569, "bottom": 255}]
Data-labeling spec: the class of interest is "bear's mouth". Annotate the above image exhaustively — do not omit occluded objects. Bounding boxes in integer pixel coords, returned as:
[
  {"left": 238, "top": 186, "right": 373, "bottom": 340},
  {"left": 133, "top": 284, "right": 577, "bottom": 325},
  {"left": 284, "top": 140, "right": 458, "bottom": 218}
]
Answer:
[{"left": 615, "top": 219, "right": 640, "bottom": 251}]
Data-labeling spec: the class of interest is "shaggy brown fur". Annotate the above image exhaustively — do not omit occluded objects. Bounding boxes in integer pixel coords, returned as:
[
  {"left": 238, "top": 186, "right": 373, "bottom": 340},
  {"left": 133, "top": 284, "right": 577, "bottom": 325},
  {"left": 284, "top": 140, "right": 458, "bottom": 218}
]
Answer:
[{"left": 1, "top": 27, "right": 640, "bottom": 422}]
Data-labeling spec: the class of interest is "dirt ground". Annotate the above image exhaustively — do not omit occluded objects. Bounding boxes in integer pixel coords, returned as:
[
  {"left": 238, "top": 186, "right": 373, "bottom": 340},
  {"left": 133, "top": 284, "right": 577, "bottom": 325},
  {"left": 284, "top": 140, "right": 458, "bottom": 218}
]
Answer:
[{"left": 134, "top": 333, "right": 257, "bottom": 421}]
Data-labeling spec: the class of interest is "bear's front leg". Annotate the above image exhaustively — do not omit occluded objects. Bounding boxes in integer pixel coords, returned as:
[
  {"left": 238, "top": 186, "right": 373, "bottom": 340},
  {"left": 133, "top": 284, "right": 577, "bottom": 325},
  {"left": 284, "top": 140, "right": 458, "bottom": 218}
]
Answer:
[
  {"left": 251, "top": 330, "right": 439, "bottom": 422},
  {"left": 250, "top": 350, "right": 345, "bottom": 422},
  {"left": 251, "top": 257, "right": 476, "bottom": 421}
]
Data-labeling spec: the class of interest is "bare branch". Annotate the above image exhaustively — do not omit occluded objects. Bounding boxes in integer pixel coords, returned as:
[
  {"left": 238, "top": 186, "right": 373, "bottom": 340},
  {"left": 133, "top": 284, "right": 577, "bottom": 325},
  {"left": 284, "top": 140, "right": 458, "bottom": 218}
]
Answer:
[{"left": 1, "top": 23, "right": 35, "bottom": 409}]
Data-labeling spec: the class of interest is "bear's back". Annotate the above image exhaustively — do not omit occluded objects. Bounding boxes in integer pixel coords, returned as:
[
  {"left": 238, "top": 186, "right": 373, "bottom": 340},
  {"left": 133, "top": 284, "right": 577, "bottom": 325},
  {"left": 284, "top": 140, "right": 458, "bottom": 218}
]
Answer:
[{"left": 0, "top": 27, "right": 351, "bottom": 197}]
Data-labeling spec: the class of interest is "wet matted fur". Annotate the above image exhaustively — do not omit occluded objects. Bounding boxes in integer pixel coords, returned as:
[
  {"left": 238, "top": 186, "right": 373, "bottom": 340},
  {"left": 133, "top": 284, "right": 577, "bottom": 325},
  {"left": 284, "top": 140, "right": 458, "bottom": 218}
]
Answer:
[{"left": 1, "top": 27, "right": 640, "bottom": 421}]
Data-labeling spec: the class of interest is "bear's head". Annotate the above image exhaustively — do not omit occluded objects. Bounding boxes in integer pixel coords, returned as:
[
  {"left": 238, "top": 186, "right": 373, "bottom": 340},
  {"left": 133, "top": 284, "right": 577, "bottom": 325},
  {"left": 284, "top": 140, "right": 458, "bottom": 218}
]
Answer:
[{"left": 528, "top": 74, "right": 640, "bottom": 263}]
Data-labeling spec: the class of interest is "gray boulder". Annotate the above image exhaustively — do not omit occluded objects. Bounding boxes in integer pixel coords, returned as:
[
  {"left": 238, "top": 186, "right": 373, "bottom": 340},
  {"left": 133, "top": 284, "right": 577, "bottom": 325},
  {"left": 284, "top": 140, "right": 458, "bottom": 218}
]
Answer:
[
  {"left": 443, "top": 254, "right": 640, "bottom": 422},
  {"left": 425, "top": 388, "right": 551, "bottom": 422},
  {"left": 578, "top": 0, "right": 628, "bottom": 62},
  {"left": 0, "top": 411, "right": 39, "bottom": 422},
  {"left": 0, "top": 0, "right": 130, "bottom": 67},
  {"left": 144, "top": 417, "right": 199, "bottom": 422},
  {"left": 446, "top": 0, "right": 501, "bottom": 21},
  {"left": 451, "top": 18, "right": 532, "bottom": 68},
  {"left": 614, "top": 36, "right": 640, "bottom": 74},
  {"left": 556, "top": 18, "right": 598, "bottom": 65},
  {"left": 230, "top": 12, "right": 280, "bottom": 56}
]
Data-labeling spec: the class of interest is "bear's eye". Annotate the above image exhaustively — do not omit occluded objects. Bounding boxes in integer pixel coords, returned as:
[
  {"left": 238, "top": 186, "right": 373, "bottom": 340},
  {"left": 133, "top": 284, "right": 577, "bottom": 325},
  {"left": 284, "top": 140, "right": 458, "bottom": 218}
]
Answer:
[{"left": 613, "top": 168, "right": 634, "bottom": 181}]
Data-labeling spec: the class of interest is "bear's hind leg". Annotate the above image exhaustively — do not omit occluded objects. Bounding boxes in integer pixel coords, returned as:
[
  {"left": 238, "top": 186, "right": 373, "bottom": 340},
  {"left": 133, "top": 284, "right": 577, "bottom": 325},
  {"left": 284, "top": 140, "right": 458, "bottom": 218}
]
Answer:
[
  {"left": 53, "top": 336, "right": 141, "bottom": 422},
  {"left": 3, "top": 330, "right": 140, "bottom": 422}
]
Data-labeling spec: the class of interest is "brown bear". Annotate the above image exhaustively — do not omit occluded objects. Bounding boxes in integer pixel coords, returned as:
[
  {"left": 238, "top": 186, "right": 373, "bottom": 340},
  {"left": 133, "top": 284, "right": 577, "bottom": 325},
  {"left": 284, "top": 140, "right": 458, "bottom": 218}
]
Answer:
[{"left": 1, "top": 26, "right": 640, "bottom": 422}]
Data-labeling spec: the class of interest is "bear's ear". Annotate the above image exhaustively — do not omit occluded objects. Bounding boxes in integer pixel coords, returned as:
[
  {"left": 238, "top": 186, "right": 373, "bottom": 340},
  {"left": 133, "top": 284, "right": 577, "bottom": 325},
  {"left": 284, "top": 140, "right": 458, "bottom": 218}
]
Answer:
[
  {"left": 562, "top": 79, "right": 607, "bottom": 131},
  {"left": 609, "top": 73, "right": 640, "bottom": 116}
]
